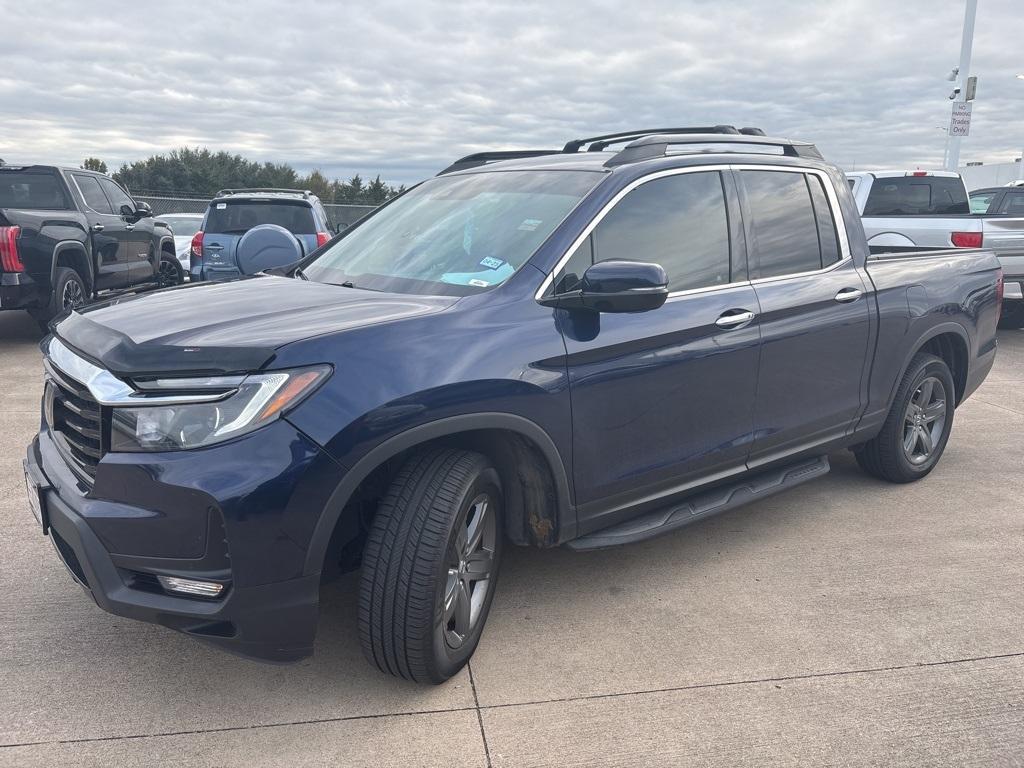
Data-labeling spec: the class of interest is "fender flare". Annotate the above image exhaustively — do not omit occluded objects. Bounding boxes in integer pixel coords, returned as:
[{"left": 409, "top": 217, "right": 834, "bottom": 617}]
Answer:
[
  {"left": 50, "top": 240, "right": 94, "bottom": 290},
  {"left": 157, "top": 234, "right": 175, "bottom": 255},
  {"left": 887, "top": 320, "right": 971, "bottom": 408},
  {"left": 301, "top": 412, "right": 573, "bottom": 576}
]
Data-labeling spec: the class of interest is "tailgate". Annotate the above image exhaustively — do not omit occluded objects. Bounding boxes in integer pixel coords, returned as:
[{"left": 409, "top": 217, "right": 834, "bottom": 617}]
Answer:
[{"left": 201, "top": 233, "right": 241, "bottom": 273}]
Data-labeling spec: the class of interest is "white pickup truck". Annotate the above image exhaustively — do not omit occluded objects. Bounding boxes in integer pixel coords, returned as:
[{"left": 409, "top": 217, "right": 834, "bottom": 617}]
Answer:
[{"left": 847, "top": 170, "right": 1024, "bottom": 329}]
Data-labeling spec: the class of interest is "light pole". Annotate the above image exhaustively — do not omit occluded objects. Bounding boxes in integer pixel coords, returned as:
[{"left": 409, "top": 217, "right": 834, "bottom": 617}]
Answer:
[
  {"left": 946, "top": 0, "right": 978, "bottom": 172},
  {"left": 1018, "top": 75, "right": 1024, "bottom": 182}
]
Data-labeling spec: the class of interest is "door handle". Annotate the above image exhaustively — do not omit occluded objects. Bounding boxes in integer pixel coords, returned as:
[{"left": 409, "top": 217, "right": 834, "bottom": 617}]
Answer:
[
  {"left": 90, "top": 224, "right": 104, "bottom": 233},
  {"left": 834, "top": 288, "right": 862, "bottom": 303},
  {"left": 125, "top": 224, "right": 135, "bottom": 231},
  {"left": 715, "top": 309, "right": 756, "bottom": 329}
]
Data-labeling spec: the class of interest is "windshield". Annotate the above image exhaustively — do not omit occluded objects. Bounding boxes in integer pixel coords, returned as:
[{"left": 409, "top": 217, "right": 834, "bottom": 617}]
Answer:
[
  {"left": 158, "top": 216, "right": 202, "bottom": 237},
  {"left": 205, "top": 200, "right": 316, "bottom": 235},
  {"left": 303, "top": 170, "right": 601, "bottom": 295}
]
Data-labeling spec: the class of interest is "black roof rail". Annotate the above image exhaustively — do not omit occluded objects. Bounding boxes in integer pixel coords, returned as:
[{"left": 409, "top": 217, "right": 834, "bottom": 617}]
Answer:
[
  {"left": 605, "top": 133, "right": 822, "bottom": 167},
  {"left": 215, "top": 188, "right": 313, "bottom": 198},
  {"left": 436, "top": 150, "right": 561, "bottom": 176},
  {"left": 563, "top": 126, "right": 746, "bottom": 153}
]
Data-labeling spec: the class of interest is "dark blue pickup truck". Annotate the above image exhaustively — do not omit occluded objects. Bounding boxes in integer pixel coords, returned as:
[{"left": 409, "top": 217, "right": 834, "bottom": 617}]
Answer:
[{"left": 24, "top": 127, "right": 1002, "bottom": 684}]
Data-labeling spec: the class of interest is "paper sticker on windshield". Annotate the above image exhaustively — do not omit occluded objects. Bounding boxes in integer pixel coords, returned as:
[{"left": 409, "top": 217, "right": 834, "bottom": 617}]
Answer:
[
  {"left": 518, "top": 218, "right": 542, "bottom": 231},
  {"left": 468, "top": 279, "right": 489, "bottom": 287},
  {"left": 216, "top": 203, "right": 227, "bottom": 209},
  {"left": 478, "top": 256, "right": 504, "bottom": 270}
]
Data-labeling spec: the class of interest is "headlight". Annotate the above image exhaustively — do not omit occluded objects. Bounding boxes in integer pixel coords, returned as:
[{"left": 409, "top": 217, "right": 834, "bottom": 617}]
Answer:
[{"left": 110, "top": 366, "right": 330, "bottom": 452}]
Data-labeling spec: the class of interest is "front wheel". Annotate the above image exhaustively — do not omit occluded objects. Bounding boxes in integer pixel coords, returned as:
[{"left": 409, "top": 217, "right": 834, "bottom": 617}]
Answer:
[
  {"left": 358, "top": 448, "right": 503, "bottom": 684},
  {"left": 855, "top": 353, "right": 955, "bottom": 483},
  {"left": 157, "top": 254, "right": 183, "bottom": 288}
]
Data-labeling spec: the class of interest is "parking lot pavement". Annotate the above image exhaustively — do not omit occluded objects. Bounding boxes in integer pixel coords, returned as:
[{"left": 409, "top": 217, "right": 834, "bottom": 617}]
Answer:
[{"left": 1, "top": 307, "right": 1021, "bottom": 767}]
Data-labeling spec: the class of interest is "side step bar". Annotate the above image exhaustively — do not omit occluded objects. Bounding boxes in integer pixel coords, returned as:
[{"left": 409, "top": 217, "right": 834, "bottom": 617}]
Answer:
[{"left": 565, "top": 455, "right": 830, "bottom": 551}]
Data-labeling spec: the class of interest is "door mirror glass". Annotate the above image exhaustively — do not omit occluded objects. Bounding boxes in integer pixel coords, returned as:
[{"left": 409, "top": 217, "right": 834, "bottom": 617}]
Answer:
[{"left": 541, "top": 260, "right": 668, "bottom": 313}]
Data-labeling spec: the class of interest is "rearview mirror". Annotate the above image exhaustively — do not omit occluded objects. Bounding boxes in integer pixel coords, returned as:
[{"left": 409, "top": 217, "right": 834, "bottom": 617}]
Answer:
[{"left": 540, "top": 260, "right": 668, "bottom": 313}]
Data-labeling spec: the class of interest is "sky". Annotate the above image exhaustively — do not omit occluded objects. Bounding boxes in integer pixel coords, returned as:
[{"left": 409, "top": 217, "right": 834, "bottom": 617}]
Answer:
[{"left": 1, "top": 0, "right": 1022, "bottom": 187}]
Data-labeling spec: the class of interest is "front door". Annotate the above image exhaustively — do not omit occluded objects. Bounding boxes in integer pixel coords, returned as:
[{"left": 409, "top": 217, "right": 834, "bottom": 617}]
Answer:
[
  {"left": 737, "top": 167, "right": 872, "bottom": 466},
  {"left": 98, "top": 177, "right": 155, "bottom": 283},
  {"left": 71, "top": 173, "right": 131, "bottom": 290},
  {"left": 552, "top": 168, "right": 762, "bottom": 534}
]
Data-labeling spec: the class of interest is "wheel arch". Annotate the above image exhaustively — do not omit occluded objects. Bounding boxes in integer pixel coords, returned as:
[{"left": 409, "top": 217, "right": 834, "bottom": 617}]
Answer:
[
  {"left": 303, "top": 413, "right": 574, "bottom": 577},
  {"left": 900, "top": 323, "right": 970, "bottom": 406},
  {"left": 51, "top": 241, "right": 94, "bottom": 294}
]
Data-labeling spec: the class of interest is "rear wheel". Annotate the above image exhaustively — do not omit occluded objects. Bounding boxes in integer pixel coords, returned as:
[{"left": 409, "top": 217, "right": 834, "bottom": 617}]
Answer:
[
  {"left": 30, "top": 266, "right": 87, "bottom": 331},
  {"left": 358, "top": 448, "right": 503, "bottom": 684},
  {"left": 998, "top": 302, "right": 1024, "bottom": 330},
  {"left": 855, "top": 353, "right": 955, "bottom": 483}
]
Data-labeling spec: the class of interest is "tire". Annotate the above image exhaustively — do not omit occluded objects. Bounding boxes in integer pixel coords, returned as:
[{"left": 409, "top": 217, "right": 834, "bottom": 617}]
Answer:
[
  {"left": 855, "top": 353, "right": 955, "bottom": 483},
  {"left": 998, "top": 302, "right": 1024, "bottom": 330},
  {"left": 358, "top": 448, "right": 503, "bottom": 684},
  {"left": 29, "top": 266, "right": 87, "bottom": 332},
  {"left": 157, "top": 252, "right": 184, "bottom": 288}
]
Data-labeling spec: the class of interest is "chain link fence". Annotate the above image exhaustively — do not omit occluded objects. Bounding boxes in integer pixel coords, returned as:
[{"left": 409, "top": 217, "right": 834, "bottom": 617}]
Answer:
[{"left": 135, "top": 195, "right": 377, "bottom": 230}]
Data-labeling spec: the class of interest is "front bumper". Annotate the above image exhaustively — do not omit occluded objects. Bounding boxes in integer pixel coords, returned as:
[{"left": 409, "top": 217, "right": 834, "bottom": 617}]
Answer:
[{"left": 25, "top": 431, "right": 324, "bottom": 662}]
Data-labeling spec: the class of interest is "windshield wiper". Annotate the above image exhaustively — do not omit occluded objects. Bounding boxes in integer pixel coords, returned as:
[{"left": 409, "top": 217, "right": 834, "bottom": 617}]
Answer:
[{"left": 294, "top": 266, "right": 309, "bottom": 281}]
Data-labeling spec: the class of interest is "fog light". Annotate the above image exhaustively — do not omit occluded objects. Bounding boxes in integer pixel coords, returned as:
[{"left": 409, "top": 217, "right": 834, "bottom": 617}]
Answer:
[{"left": 157, "top": 575, "right": 226, "bottom": 598}]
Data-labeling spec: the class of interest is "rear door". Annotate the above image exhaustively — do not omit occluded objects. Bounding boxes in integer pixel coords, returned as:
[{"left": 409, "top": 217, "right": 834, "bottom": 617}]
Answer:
[
  {"left": 739, "top": 167, "right": 872, "bottom": 467},
  {"left": 556, "top": 168, "right": 762, "bottom": 534},
  {"left": 70, "top": 173, "right": 130, "bottom": 289}
]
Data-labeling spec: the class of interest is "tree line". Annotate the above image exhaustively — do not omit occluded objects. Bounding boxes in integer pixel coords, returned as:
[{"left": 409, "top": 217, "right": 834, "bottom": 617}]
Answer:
[{"left": 81, "top": 149, "right": 405, "bottom": 205}]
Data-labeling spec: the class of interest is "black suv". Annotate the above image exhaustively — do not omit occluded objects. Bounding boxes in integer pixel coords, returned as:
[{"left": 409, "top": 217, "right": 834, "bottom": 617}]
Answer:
[{"left": 0, "top": 164, "right": 182, "bottom": 328}]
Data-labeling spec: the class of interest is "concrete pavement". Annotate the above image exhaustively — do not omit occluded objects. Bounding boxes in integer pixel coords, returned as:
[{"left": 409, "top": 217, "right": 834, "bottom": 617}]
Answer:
[{"left": 1, "top": 308, "right": 1021, "bottom": 767}]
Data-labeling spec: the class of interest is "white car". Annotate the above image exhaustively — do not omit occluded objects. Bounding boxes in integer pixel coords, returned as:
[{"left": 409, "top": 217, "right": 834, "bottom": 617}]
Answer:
[{"left": 154, "top": 213, "right": 203, "bottom": 273}]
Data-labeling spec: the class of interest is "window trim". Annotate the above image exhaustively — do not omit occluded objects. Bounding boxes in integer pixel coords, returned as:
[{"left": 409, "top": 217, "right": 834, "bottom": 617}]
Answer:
[{"left": 535, "top": 163, "right": 851, "bottom": 300}]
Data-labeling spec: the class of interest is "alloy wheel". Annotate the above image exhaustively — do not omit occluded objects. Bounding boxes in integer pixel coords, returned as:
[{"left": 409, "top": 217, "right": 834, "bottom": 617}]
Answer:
[
  {"left": 443, "top": 493, "right": 497, "bottom": 650},
  {"left": 61, "top": 279, "right": 84, "bottom": 311},
  {"left": 902, "top": 376, "right": 947, "bottom": 465},
  {"left": 158, "top": 259, "right": 179, "bottom": 287}
]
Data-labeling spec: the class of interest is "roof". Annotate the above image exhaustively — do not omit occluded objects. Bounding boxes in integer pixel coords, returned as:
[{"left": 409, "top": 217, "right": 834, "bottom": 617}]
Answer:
[{"left": 847, "top": 170, "right": 962, "bottom": 179}]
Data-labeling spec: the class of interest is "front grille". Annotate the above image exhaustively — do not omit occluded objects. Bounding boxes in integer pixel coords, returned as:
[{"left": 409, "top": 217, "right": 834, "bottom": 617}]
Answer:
[{"left": 44, "top": 363, "right": 105, "bottom": 484}]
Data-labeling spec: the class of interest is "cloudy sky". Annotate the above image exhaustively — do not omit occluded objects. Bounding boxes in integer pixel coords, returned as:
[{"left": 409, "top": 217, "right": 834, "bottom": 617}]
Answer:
[{"left": 1, "top": 0, "right": 1021, "bottom": 186}]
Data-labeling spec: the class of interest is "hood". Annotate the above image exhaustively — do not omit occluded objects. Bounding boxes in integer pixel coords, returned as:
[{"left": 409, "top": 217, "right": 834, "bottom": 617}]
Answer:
[{"left": 53, "top": 276, "right": 458, "bottom": 377}]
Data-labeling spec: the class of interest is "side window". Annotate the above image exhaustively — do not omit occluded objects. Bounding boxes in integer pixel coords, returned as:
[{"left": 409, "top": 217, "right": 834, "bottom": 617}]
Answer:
[
  {"left": 99, "top": 177, "right": 134, "bottom": 213},
  {"left": 807, "top": 175, "right": 841, "bottom": 267},
  {"left": 554, "top": 235, "right": 594, "bottom": 294},
  {"left": 997, "top": 191, "right": 1024, "bottom": 215},
  {"left": 73, "top": 174, "right": 114, "bottom": 214},
  {"left": 595, "top": 172, "right": 731, "bottom": 292},
  {"left": 970, "top": 192, "right": 996, "bottom": 214},
  {"left": 742, "top": 170, "right": 822, "bottom": 278}
]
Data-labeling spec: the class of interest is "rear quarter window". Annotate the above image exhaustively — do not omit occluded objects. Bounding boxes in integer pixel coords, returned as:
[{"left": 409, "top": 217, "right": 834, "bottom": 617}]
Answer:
[
  {"left": 863, "top": 176, "right": 969, "bottom": 216},
  {"left": 205, "top": 200, "right": 316, "bottom": 235},
  {"left": 0, "top": 170, "right": 71, "bottom": 210}
]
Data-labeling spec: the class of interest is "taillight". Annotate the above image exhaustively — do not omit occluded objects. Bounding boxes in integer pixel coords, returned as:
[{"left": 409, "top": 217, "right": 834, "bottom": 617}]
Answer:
[
  {"left": 0, "top": 226, "right": 24, "bottom": 272},
  {"left": 190, "top": 231, "right": 204, "bottom": 261},
  {"left": 910, "top": 171, "right": 929, "bottom": 177},
  {"left": 996, "top": 269, "right": 1004, "bottom": 318},
  {"left": 951, "top": 231, "right": 982, "bottom": 248},
  {"left": 316, "top": 231, "right": 330, "bottom": 248}
]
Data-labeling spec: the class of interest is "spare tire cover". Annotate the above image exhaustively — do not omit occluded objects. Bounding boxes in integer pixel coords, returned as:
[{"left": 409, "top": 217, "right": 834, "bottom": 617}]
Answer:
[{"left": 235, "top": 224, "right": 304, "bottom": 275}]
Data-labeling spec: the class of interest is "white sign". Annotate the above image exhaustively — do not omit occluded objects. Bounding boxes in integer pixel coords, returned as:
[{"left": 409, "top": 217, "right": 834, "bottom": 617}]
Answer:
[{"left": 949, "top": 102, "right": 972, "bottom": 137}]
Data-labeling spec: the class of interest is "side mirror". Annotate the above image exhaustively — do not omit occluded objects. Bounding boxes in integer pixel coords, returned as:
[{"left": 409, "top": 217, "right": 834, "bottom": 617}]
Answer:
[
  {"left": 134, "top": 201, "right": 153, "bottom": 218},
  {"left": 540, "top": 259, "right": 668, "bottom": 313}
]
